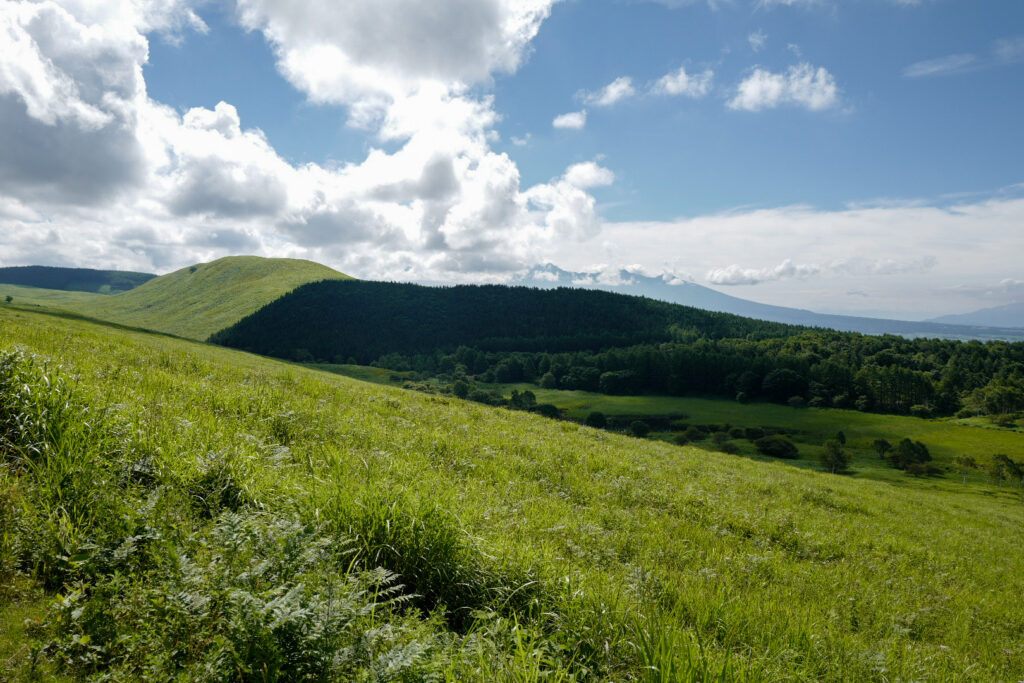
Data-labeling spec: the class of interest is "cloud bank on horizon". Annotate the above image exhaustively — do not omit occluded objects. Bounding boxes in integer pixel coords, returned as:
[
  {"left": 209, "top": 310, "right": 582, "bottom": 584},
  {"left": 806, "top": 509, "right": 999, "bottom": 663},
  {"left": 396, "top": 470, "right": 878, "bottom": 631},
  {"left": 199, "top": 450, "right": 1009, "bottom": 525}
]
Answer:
[{"left": 0, "top": 0, "right": 1022, "bottom": 319}]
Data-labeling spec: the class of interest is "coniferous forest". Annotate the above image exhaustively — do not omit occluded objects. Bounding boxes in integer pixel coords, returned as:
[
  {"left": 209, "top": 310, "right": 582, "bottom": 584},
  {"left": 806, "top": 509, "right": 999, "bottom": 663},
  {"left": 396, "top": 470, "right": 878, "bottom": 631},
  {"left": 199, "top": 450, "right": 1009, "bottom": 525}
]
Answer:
[{"left": 211, "top": 280, "right": 1024, "bottom": 418}]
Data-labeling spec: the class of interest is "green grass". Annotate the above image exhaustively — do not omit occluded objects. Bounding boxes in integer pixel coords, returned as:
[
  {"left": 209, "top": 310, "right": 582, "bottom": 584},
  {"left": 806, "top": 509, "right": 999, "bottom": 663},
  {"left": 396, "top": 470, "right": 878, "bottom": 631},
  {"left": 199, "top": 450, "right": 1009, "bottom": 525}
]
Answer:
[
  {"left": 0, "top": 255, "right": 349, "bottom": 341},
  {"left": 0, "top": 283, "right": 108, "bottom": 309},
  {"left": 2, "top": 305, "right": 1023, "bottom": 680},
  {"left": 484, "top": 384, "right": 1024, "bottom": 482}
]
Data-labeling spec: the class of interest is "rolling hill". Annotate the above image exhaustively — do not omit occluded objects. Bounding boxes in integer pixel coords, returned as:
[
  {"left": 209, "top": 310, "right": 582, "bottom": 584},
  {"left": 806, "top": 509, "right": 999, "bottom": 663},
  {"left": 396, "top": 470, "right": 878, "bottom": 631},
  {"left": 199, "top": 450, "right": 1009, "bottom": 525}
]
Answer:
[{"left": 0, "top": 256, "right": 350, "bottom": 340}]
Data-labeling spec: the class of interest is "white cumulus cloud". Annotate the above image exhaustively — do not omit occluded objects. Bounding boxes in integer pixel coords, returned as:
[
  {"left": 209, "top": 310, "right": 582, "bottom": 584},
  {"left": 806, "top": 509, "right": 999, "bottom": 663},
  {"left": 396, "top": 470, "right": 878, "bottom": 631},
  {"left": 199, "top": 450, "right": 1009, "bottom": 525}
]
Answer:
[
  {"left": 653, "top": 66, "right": 714, "bottom": 97},
  {"left": 563, "top": 162, "right": 615, "bottom": 189},
  {"left": 706, "top": 259, "right": 820, "bottom": 285},
  {"left": 552, "top": 110, "right": 587, "bottom": 129},
  {"left": 0, "top": 0, "right": 626, "bottom": 284},
  {"left": 582, "top": 76, "right": 635, "bottom": 106},
  {"left": 729, "top": 62, "right": 839, "bottom": 111}
]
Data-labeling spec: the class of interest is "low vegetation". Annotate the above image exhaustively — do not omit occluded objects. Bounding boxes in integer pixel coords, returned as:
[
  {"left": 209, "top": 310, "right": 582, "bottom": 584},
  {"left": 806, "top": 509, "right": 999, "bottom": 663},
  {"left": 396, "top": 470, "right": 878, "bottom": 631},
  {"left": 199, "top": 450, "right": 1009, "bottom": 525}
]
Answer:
[{"left": 2, "top": 305, "right": 1024, "bottom": 680}]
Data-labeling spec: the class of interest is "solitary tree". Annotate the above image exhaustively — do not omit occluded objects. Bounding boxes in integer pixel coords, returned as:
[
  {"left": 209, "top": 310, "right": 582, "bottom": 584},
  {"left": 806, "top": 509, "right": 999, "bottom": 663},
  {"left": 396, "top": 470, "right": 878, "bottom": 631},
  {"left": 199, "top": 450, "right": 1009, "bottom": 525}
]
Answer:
[
  {"left": 452, "top": 379, "right": 470, "bottom": 399},
  {"left": 3, "top": 295, "right": 11, "bottom": 304},
  {"left": 872, "top": 438, "right": 892, "bottom": 460},
  {"left": 820, "top": 439, "right": 849, "bottom": 474},
  {"left": 835, "top": 431, "right": 847, "bottom": 445}
]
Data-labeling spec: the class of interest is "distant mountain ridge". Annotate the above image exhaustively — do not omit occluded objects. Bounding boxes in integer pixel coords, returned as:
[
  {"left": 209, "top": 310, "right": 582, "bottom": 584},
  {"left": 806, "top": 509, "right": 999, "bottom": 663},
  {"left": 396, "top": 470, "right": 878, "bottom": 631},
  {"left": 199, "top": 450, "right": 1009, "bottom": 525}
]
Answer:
[
  {"left": 927, "top": 302, "right": 1024, "bottom": 329},
  {"left": 513, "top": 264, "right": 1024, "bottom": 341},
  {"left": 0, "top": 265, "right": 155, "bottom": 293}
]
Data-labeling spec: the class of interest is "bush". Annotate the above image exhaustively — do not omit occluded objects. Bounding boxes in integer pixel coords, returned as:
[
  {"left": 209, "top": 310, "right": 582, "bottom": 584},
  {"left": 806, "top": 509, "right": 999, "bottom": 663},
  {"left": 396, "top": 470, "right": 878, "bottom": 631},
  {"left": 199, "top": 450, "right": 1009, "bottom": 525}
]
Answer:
[
  {"left": 909, "top": 404, "right": 933, "bottom": 418},
  {"left": 585, "top": 411, "right": 608, "bottom": 429},
  {"left": 905, "top": 463, "right": 943, "bottom": 477},
  {"left": 719, "top": 442, "right": 741, "bottom": 455},
  {"left": 533, "top": 403, "right": 560, "bottom": 419},
  {"left": 787, "top": 396, "right": 806, "bottom": 408},
  {"left": 684, "top": 425, "right": 707, "bottom": 441},
  {"left": 888, "top": 438, "right": 931, "bottom": 470},
  {"left": 628, "top": 420, "right": 651, "bottom": 438},
  {"left": 744, "top": 427, "right": 765, "bottom": 441},
  {"left": 672, "top": 434, "right": 689, "bottom": 446},
  {"left": 728, "top": 427, "right": 746, "bottom": 439},
  {"left": 754, "top": 435, "right": 799, "bottom": 459}
]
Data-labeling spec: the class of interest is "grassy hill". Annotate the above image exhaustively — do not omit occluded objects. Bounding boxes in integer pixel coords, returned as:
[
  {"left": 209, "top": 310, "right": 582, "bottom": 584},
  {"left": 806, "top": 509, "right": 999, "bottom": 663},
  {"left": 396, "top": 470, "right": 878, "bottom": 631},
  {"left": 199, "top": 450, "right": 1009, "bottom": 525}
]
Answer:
[
  {"left": 2, "top": 304, "right": 1022, "bottom": 680},
  {"left": 0, "top": 256, "right": 350, "bottom": 341}
]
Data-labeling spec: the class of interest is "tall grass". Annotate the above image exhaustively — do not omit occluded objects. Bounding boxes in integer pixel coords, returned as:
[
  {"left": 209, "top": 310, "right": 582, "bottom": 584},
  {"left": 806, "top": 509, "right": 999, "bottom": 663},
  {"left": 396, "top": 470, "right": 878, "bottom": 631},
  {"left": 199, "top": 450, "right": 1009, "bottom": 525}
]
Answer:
[{"left": 2, "top": 307, "right": 1023, "bottom": 680}]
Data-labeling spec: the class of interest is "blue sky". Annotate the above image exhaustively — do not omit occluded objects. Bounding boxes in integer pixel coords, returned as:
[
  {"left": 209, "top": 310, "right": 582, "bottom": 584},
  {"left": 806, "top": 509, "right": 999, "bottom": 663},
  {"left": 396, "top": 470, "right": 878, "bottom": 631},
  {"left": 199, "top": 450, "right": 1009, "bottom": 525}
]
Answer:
[{"left": 1, "top": 0, "right": 1023, "bottom": 318}]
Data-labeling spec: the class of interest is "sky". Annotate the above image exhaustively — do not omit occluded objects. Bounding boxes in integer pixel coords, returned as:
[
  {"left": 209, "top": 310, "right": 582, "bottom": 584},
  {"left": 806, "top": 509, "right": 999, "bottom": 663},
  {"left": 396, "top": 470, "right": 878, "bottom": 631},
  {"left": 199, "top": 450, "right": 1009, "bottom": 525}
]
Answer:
[{"left": 1, "top": 0, "right": 1022, "bottom": 320}]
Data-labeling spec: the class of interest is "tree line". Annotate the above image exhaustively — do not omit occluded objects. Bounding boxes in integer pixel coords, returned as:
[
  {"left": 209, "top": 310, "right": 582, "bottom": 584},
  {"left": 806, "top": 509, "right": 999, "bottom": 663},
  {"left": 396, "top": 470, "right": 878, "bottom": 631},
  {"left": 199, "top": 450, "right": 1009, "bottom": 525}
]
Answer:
[{"left": 211, "top": 280, "right": 1024, "bottom": 419}]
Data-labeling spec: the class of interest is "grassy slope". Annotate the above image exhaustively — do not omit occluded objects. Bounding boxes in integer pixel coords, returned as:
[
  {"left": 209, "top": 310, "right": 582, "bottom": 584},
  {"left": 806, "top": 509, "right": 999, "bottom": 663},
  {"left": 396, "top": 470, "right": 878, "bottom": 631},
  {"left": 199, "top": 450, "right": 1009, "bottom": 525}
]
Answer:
[
  {"left": 2, "top": 306, "right": 1024, "bottom": 680},
  {"left": 0, "top": 256, "right": 350, "bottom": 341},
  {"left": 0, "top": 283, "right": 108, "bottom": 309}
]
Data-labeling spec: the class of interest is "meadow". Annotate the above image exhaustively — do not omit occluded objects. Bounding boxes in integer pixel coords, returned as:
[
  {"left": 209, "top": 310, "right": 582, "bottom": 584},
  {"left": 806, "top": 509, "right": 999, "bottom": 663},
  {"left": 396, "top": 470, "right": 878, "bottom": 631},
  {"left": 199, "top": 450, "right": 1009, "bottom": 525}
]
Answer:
[
  {"left": 489, "top": 385, "right": 1024, "bottom": 486},
  {"left": 2, "top": 305, "right": 1023, "bottom": 680}
]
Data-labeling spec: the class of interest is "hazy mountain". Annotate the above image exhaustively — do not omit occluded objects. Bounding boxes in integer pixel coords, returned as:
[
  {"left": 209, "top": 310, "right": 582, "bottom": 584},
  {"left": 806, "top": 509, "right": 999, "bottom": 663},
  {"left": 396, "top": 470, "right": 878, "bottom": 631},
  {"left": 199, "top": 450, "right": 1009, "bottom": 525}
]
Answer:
[
  {"left": 512, "top": 265, "right": 1024, "bottom": 341},
  {"left": 927, "top": 302, "right": 1024, "bottom": 329}
]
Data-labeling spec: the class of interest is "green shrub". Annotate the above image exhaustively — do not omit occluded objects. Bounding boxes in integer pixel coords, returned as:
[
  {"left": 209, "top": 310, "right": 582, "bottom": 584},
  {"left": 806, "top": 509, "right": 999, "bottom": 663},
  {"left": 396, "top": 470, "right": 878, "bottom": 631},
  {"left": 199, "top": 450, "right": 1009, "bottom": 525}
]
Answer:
[
  {"left": 629, "top": 421, "right": 651, "bottom": 438},
  {"left": 754, "top": 435, "right": 799, "bottom": 459},
  {"left": 533, "top": 403, "right": 560, "bottom": 419},
  {"left": 744, "top": 427, "right": 765, "bottom": 441},
  {"left": 684, "top": 425, "right": 706, "bottom": 441},
  {"left": 585, "top": 411, "right": 607, "bottom": 429}
]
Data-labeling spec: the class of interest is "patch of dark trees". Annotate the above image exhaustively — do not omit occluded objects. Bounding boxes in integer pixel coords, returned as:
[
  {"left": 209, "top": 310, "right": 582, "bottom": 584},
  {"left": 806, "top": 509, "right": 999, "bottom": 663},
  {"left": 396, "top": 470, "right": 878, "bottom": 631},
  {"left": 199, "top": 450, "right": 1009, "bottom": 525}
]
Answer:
[
  {"left": 0, "top": 265, "right": 155, "bottom": 293},
  {"left": 211, "top": 280, "right": 1024, "bottom": 420},
  {"left": 210, "top": 280, "right": 802, "bottom": 359}
]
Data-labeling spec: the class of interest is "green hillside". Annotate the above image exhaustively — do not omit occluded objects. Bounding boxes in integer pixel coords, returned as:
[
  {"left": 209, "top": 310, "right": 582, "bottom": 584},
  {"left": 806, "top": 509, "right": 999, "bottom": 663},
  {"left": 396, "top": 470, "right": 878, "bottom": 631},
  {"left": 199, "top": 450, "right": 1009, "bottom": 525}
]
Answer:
[
  {"left": 0, "top": 282, "right": 107, "bottom": 310},
  {"left": 2, "top": 305, "right": 1022, "bottom": 680},
  {"left": 0, "top": 256, "right": 350, "bottom": 341}
]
